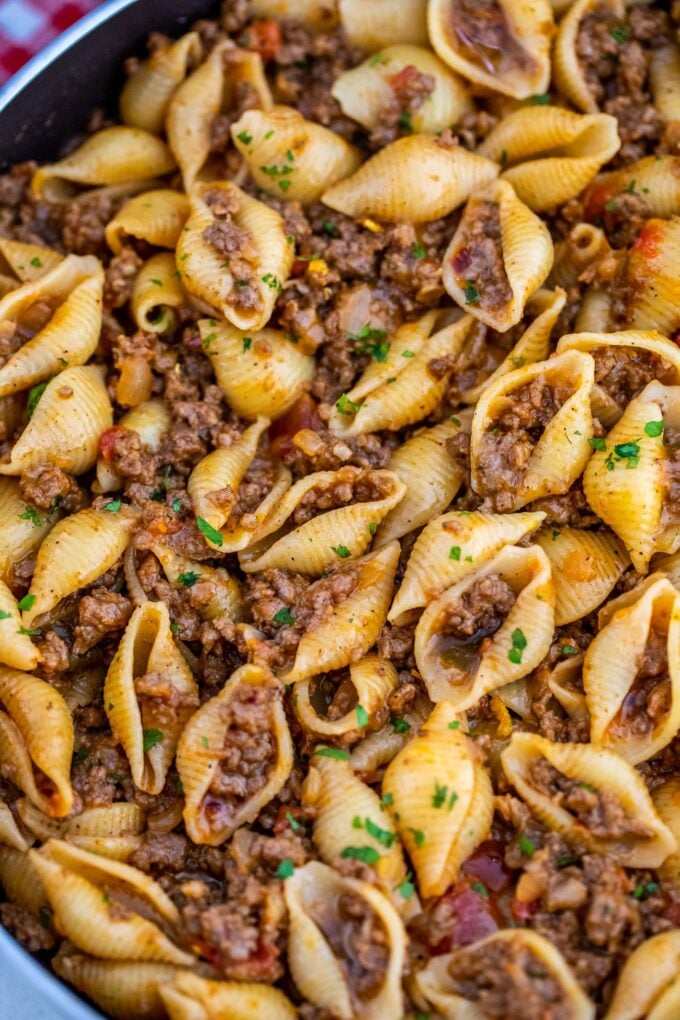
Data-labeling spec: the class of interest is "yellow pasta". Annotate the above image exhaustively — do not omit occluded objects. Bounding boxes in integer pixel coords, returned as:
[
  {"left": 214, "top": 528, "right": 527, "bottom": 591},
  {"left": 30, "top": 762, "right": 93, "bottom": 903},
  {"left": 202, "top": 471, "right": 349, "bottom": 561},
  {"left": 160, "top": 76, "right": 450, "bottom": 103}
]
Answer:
[
  {"left": 54, "top": 957, "right": 188, "bottom": 1020},
  {"left": 0, "top": 578, "right": 41, "bottom": 670},
  {"left": 339, "top": 0, "right": 428, "bottom": 51},
  {"left": 152, "top": 544, "right": 245, "bottom": 623},
  {"left": 160, "top": 973, "right": 298, "bottom": 1020},
  {"left": 120, "top": 31, "right": 202, "bottom": 133},
  {"left": 294, "top": 654, "right": 398, "bottom": 738},
  {"left": 131, "top": 252, "right": 186, "bottom": 335},
  {"left": 603, "top": 930, "right": 680, "bottom": 1020},
  {"left": 535, "top": 526, "right": 628, "bottom": 625},
  {"left": 553, "top": 0, "right": 624, "bottom": 112},
  {"left": 0, "top": 238, "right": 63, "bottom": 281},
  {"left": 105, "top": 189, "right": 189, "bottom": 254}
]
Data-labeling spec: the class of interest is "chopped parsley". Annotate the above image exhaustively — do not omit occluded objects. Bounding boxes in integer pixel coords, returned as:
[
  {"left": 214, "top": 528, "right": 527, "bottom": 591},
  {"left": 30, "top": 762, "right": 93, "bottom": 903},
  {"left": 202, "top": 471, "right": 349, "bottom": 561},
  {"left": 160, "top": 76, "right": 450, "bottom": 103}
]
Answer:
[
  {"left": 562, "top": 644, "right": 579, "bottom": 656},
  {"left": 322, "top": 219, "right": 338, "bottom": 237},
  {"left": 285, "top": 811, "right": 301, "bottom": 831},
  {"left": 142, "top": 729, "right": 163, "bottom": 752},
  {"left": 349, "top": 323, "right": 389, "bottom": 362},
  {"left": 588, "top": 437, "right": 607, "bottom": 451},
  {"left": 609, "top": 25, "right": 629, "bottom": 43},
  {"left": 18, "top": 626, "right": 40, "bottom": 636},
  {"left": 27, "top": 381, "right": 48, "bottom": 417},
  {"left": 471, "top": 880, "right": 489, "bottom": 897},
  {"left": 518, "top": 834, "right": 536, "bottom": 857},
  {"left": 17, "top": 594, "right": 35, "bottom": 612},
  {"left": 632, "top": 881, "right": 658, "bottom": 901},
  {"left": 0, "top": 610, "right": 11, "bottom": 621},
  {"left": 364, "top": 818, "right": 396, "bottom": 847},
  {"left": 356, "top": 704, "right": 369, "bottom": 727},
  {"left": 30, "top": 256, "right": 42, "bottom": 268},
  {"left": 341, "top": 845, "right": 381, "bottom": 864},
  {"left": 236, "top": 130, "right": 253, "bottom": 144},
  {"left": 336, "top": 393, "right": 360, "bottom": 416},
  {"left": 398, "top": 110, "right": 413, "bottom": 133},
  {"left": 200, "top": 736, "right": 209, "bottom": 749},
  {"left": 604, "top": 200, "right": 620, "bottom": 212},
  {"left": 551, "top": 529, "right": 561, "bottom": 540},
  {"left": 264, "top": 129, "right": 275, "bottom": 139},
  {"left": 408, "top": 827, "right": 426, "bottom": 848},
  {"left": 278, "top": 179, "right": 292, "bottom": 192},
  {"left": 432, "top": 782, "right": 458, "bottom": 811},
  {"left": 273, "top": 607, "right": 294, "bottom": 626},
  {"left": 202, "top": 332, "right": 216, "bottom": 348},
  {"left": 242, "top": 336, "right": 253, "bottom": 352},
  {"left": 72, "top": 747, "right": 89, "bottom": 766},
  {"left": 368, "top": 521, "right": 377, "bottom": 534},
  {"left": 610, "top": 440, "right": 641, "bottom": 469},
  {"left": 449, "top": 545, "right": 461, "bottom": 561},
  {"left": 196, "top": 516, "right": 223, "bottom": 547},
  {"left": 644, "top": 419, "right": 664, "bottom": 437},
  {"left": 178, "top": 570, "right": 200, "bottom": 588},
  {"left": 448, "top": 720, "right": 461, "bottom": 729},
  {"left": 38, "top": 907, "right": 52, "bottom": 928},
  {"left": 463, "top": 281, "right": 480, "bottom": 305},
  {"left": 172, "top": 498, "right": 182, "bottom": 513},
  {"left": 19, "top": 507, "right": 42, "bottom": 527},
  {"left": 412, "top": 242, "right": 426, "bottom": 260},
  {"left": 104, "top": 500, "right": 121, "bottom": 513},
  {"left": 314, "top": 746, "right": 349, "bottom": 760},
  {"left": 508, "top": 627, "right": 527, "bottom": 665},
  {"left": 397, "top": 875, "right": 415, "bottom": 899},
  {"left": 261, "top": 273, "right": 282, "bottom": 291},
  {"left": 276, "top": 859, "right": 295, "bottom": 879},
  {"left": 331, "top": 544, "right": 351, "bottom": 558},
  {"left": 390, "top": 716, "right": 411, "bottom": 734},
  {"left": 401, "top": 349, "right": 415, "bottom": 358},
  {"left": 531, "top": 93, "right": 550, "bottom": 105}
]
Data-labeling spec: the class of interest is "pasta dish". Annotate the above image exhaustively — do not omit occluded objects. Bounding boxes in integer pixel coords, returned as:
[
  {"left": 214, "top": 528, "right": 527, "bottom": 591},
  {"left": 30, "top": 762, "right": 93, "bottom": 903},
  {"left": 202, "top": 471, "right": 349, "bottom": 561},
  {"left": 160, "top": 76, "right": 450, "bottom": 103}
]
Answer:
[{"left": 0, "top": 0, "right": 680, "bottom": 1016}]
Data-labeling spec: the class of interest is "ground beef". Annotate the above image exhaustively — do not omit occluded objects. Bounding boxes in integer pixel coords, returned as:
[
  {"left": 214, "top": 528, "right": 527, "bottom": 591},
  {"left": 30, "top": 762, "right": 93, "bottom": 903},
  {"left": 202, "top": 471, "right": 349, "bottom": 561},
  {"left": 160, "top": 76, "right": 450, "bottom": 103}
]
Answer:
[
  {"left": 134, "top": 670, "right": 200, "bottom": 732},
  {"left": 290, "top": 465, "right": 392, "bottom": 525},
  {"left": 662, "top": 426, "right": 680, "bottom": 523},
  {"left": 129, "top": 831, "right": 190, "bottom": 873},
  {"left": 309, "top": 891, "right": 389, "bottom": 1002},
  {"left": 104, "top": 245, "right": 143, "bottom": 309},
  {"left": 280, "top": 427, "right": 394, "bottom": 477},
  {"left": 593, "top": 347, "right": 676, "bottom": 409},
  {"left": 18, "top": 464, "right": 83, "bottom": 512},
  {"left": 608, "top": 621, "right": 669, "bottom": 740},
  {"left": 448, "top": 0, "right": 534, "bottom": 75},
  {"left": 0, "top": 161, "right": 63, "bottom": 248},
  {"left": 448, "top": 200, "right": 512, "bottom": 313},
  {"left": 369, "top": 65, "right": 435, "bottom": 148},
  {"left": 72, "top": 589, "right": 133, "bottom": 655},
  {"left": 230, "top": 457, "right": 278, "bottom": 526},
  {"left": 36, "top": 630, "right": 70, "bottom": 673},
  {"left": 61, "top": 191, "right": 119, "bottom": 257},
  {"left": 98, "top": 424, "right": 158, "bottom": 487},
  {"left": 202, "top": 188, "right": 262, "bottom": 314},
  {"left": 529, "top": 484, "right": 600, "bottom": 528},
  {"left": 0, "top": 902, "right": 54, "bottom": 952}
]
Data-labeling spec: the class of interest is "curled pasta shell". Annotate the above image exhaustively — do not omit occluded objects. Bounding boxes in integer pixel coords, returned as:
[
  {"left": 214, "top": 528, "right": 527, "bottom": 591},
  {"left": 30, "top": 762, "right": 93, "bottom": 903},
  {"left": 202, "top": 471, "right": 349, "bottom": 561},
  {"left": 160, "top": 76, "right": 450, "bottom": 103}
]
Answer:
[
  {"left": 443, "top": 180, "right": 553, "bottom": 330},
  {"left": 501, "top": 731, "right": 677, "bottom": 866},
  {"left": 294, "top": 654, "right": 398, "bottom": 738},
  {"left": 651, "top": 43, "right": 680, "bottom": 122},
  {"left": 0, "top": 667, "right": 73, "bottom": 817},
  {"left": 152, "top": 544, "right": 245, "bottom": 622},
  {"left": 427, "top": 0, "right": 553, "bottom": 100},
  {"left": 104, "top": 601, "right": 198, "bottom": 794},
  {"left": 584, "top": 575, "right": 680, "bottom": 764},
  {"left": 603, "top": 930, "right": 680, "bottom": 1020},
  {"left": 415, "top": 544, "right": 555, "bottom": 709},
  {"left": 252, "top": 0, "right": 339, "bottom": 28},
  {"left": 415, "top": 928, "right": 595, "bottom": 1020},
  {"left": 376, "top": 413, "right": 472, "bottom": 546},
  {"left": 389, "top": 508, "right": 545, "bottom": 624},
  {"left": 0, "top": 847, "right": 45, "bottom": 911},
  {"left": 21, "top": 504, "right": 138, "bottom": 627},
  {"left": 285, "top": 860, "right": 405, "bottom": 1019},
  {"left": 0, "top": 478, "right": 57, "bottom": 582},
  {"left": 240, "top": 467, "right": 405, "bottom": 574},
  {"left": 327, "top": 313, "right": 474, "bottom": 436},
  {"left": 64, "top": 801, "right": 144, "bottom": 860},
  {"left": 177, "top": 181, "right": 293, "bottom": 332},
  {"left": 655, "top": 550, "right": 680, "bottom": 589},
  {"left": 552, "top": 0, "right": 624, "bottom": 112},
  {"left": 584, "top": 156, "right": 680, "bottom": 223},
  {"left": 29, "top": 839, "right": 193, "bottom": 963},
  {"left": 383, "top": 701, "right": 493, "bottom": 897},
  {"left": 470, "top": 350, "right": 595, "bottom": 511},
  {"left": 177, "top": 664, "right": 292, "bottom": 845},
  {"left": 200, "top": 318, "right": 314, "bottom": 421},
  {"left": 161, "top": 971, "right": 298, "bottom": 1020},
  {"left": 96, "top": 398, "right": 171, "bottom": 493},
  {"left": 0, "top": 238, "right": 63, "bottom": 282},
  {"left": 350, "top": 694, "right": 432, "bottom": 774},
  {"left": 652, "top": 779, "right": 680, "bottom": 892},
  {"left": 232, "top": 105, "right": 362, "bottom": 203},
  {"left": 322, "top": 135, "right": 498, "bottom": 223},
  {"left": 105, "top": 189, "right": 189, "bottom": 254},
  {"left": 0, "top": 578, "right": 41, "bottom": 670},
  {"left": 479, "top": 107, "right": 620, "bottom": 212},
  {"left": 339, "top": 0, "right": 428, "bottom": 50},
  {"left": 332, "top": 44, "right": 470, "bottom": 136},
  {"left": 0, "top": 802, "right": 29, "bottom": 851},
  {"left": 32, "top": 127, "right": 175, "bottom": 202},
  {"left": 0, "top": 365, "right": 112, "bottom": 477},
  {"left": 131, "top": 252, "right": 186, "bottom": 335},
  {"left": 549, "top": 223, "right": 610, "bottom": 291},
  {"left": 280, "top": 541, "right": 400, "bottom": 684},
  {"left": 14, "top": 797, "right": 65, "bottom": 842},
  {"left": 54, "top": 956, "right": 187, "bottom": 1020},
  {"left": 583, "top": 382, "right": 678, "bottom": 572},
  {"left": 622, "top": 218, "right": 680, "bottom": 338},
  {"left": 120, "top": 31, "right": 202, "bottom": 133},
  {"left": 536, "top": 526, "right": 628, "bottom": 625}
]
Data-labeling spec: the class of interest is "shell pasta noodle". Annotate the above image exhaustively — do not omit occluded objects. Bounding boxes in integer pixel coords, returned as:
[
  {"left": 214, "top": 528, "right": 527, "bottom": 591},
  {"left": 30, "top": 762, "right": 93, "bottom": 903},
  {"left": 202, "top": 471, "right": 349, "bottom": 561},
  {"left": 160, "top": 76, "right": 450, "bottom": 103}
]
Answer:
[{"left": 3, "top": 0, "right": 680, "bottom": 1017}]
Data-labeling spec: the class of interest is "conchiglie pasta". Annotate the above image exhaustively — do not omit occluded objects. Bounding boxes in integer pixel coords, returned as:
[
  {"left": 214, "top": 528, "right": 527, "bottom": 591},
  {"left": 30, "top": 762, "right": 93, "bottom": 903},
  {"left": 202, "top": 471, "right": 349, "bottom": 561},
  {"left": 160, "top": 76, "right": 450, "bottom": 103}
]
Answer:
[
  {"left": 294, "top": 654, "right": 398, "bottom": 738},
  {"left": 552, "top": 0, "right": 625, "bottom": 113},
  {"left": 443, "top": 180, "right": 553, "bottom": 331},
  {"left": 0, "top": 848, "right": 45, "bottom": 911},
  {"left": 583, "top": 156, "right": 680, "bottom": 222},
  {"left": 131, "top": 253, "right": 186, "bottom": 335},
  {"left": 427, "top": 0, "right": 554, "bottom": 100},
  {"left": 338, "top": 0, "right": 428, "bottom": 50},
  {"left": 620, "top": 218, "right": 680, "bottom": 338},
  {"left": 53, "top": 956, "right": 188, "bottom": 1020},
  {"left": 65, "top": 802, "right": 145, "bottom": 861},
  {"left": 603, "top": 930, "right": 680, "bottom": 1020},
  {"left": 160, "top": 973, "right": 298, "bottom": 1020},
  {"left": 119, "top": 31, "right": 202, "bottom": 133},
  {"left": 321, "top": 135, "right": 498, "bottom": 223},
  {"left": 501, "top": 731, "right": 677, "bottom": 866},
  {"left": 0, "top": 578, "right": 41, "bottom": 670},
  {"left": 389, "top": 508, "right": 545, "bottom": 624},
  {"left": 252, "top": 0, "right": 339, "bottom": 30},
  {"left": 95, "top": 398, "right": 170, "bottom": 493},
  {"left": 200, "top": 318, "right": 314, "bottom": 420},
  {"left": 21, "top": 504, "right": 138, "bottom": 627},
  {"left": 478, "top": 107, "right": 620, "bottom": 212},
  {"left": 652, "top": 778, "right": 680, "bottom": 892},
  {"left": 583, "top": 575, "right": 680, "bottom": 764},
  {"left": 650, "top": 43, "right": 680, "bottom": 123},
  {"left": 350, "top": 694, "right": 432, "bottom": 774},
  {"left": 0, "top": 481, "right": 64, "bottom": 581},
  {"left": 105, "top": 189, "right": 189, "bottom": 254},
  {"left": 0, "top": 238, "right": 63, "bottom": 282},
  {"left": 151, "top": 544, "right": 245, "bottom": 623},
  {"left": 331, "top": 45, "right": 470, "bottom": 136},
  {"left": 31, "top": 127, "right": 175, "bottom": 202},
  {"left": 415, "top": 544, "right": 555, "bottom": 709},
  {"left": 29, "top": 839, "right": 193, "bottom": 964},
  {"left": 0, "top": 803, "right": 29, "bottom": 851},
  {"left": 549, "top": 223, "right": 611, "bottom": 291},
  {"left": 0, "top": 365, "right": 113, "bottom": 477},
  {"left": 176, "top": 664, "right": 292, "bottom": 845},
  {"left": 0, "top": 667, "right": 73, "bottom": 817},
  {"left": 239, "top": 466, "right": 405, "bottom": 574},
  {"left": 382, "top": 701, "right": 494, "bottom": 897},
  {"left": 176, "top": 181, "right": 293, "bottom": 332},
  {"left": 285, "top": 860, "right": 406, "bottom": 1020},
  {"left": 231, "top": 106, "right": 362, "bottom": 203},
  {"left": 470, "top": 350, "right": 595, "bottom": 511},
  {"left": 535, "top": 526, "right": 628, "bottom": 625}
]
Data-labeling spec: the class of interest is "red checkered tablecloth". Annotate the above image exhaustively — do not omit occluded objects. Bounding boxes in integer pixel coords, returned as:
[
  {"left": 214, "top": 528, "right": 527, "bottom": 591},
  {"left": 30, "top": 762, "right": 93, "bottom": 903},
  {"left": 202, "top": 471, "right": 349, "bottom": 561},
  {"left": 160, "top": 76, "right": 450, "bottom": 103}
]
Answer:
[{"left": 0, "top": 0, "right": 101, "bottom": 83}]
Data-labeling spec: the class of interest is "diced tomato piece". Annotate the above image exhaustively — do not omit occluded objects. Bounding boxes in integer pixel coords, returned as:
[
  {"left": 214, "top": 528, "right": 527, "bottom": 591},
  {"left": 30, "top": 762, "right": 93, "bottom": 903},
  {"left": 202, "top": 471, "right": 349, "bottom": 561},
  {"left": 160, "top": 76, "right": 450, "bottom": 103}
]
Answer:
[
  {"left": 631, "top": 219, "right": 664, "bottom": 259},
  {"left": 243, "top": 19, "right": 281, "bottom": 61},
  {"left": 269, "top": 393, "right": 322, "bottom": 457},
  {"left": 387, "top": 64, "right": 420, "bottom": 95},
  {"left": 583, "top": 181, "right": 614, "bottom": 220},
  {"left": 510, "top": 898, "right": 539, "bottom": 922},
  {"left": 98, "top": 425, "right": 128, "bottom": 461}
]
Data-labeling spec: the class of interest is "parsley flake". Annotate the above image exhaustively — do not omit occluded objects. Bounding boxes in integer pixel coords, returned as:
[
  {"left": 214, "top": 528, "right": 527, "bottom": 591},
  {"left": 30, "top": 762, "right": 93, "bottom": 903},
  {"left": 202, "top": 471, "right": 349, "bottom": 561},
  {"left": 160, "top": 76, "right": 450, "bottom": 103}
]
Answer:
[
  {"left": 449, "top": 545, "right": 461, "bottom": 560},
  {"left": 531, "top": 93, "right": 550, "bottom": 105},
  {"left": 273, "top": 607, "right": 294, "bottom": 626},
  {"left": 472, "top": 880, "right": 489, "bottom": 897},
  {"left": 30, "top": 256, "right": 42, "bottom": 268},
  {"left": 178, "top": 570, "right": 200, "bottom": 588},
  {"left": 336, "top": 393, "right": 360, "bottom": 416},
  {"left": 562, "top": 644, "right": 579, "bottom": 656},
  {"left": 518, "top": 834, "right": 536, "bottom": 856},
  {"left": 390, "top": 716, "right": 410, "bottom": 734},
  {"left": 508, "top": 627, "right": 527, "bottom": 665},
  {"left": 463, "top": 281, "right": 480, "bottom": 305},
  {"left": 0, "top": 610, "right": 11, "bottom": 620},
  {"left": 236, "top": 130, "right": 253, "bottom": 144},
  {"left": 143, "top": 729, "right": 163, "bottom": 752},
  {"left": 356, "top": 704, "right": 369, "bottom": 727},
  {"left": 104, "top": 500, "right": 121, "bottom": 513},
  {"left": 19, "top": 507, "right": 42, "bottom": 527},
  {"left": 397, "top": 875, "right": 415, "bottom": 900},
  {"left": 17, "top": 594, "right": 35, "bottom": 612},
  {"left": 314, "top": 746, "right": 349, "bottom": 760},
  {"left": 196, "top": 516, "right": 223, "bottom": 547},
  {"left": 276, "top": 859, "right": 295, "bottom": 879},
  {"left": 341, "top": 845, "right": 381, "bottom": 864},
  {"left": 27, "top": 382, "right": 47, "bottom": 417},
  {"left": 412, "top": 243, "right": 426, "bottom": 260},
  {"left": 644, "top": 419, "right": 664, "bottom": 437}
]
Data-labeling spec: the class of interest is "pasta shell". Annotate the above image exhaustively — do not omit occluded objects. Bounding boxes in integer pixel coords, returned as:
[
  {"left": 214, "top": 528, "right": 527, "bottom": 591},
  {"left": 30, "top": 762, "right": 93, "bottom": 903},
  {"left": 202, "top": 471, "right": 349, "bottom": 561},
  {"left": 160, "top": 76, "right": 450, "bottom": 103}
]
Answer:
[
  {"left": 131, "top": 252, "right": 186, "bottom": 335},
  {"left": 104, "top": 602, "right": 199, "bottom": 794},
  {"left": 176, "top": 181, "right": 293, "bottom": 332},
  {"left": 294, "top": 654, "right": 398, "bottom": 738},
  {"left": 583, "top": 575, "right": 680, "bottom": 764},
  {"left": 443, "top": 179, "right": 553, "bottom": 330},
  {"left": 53, "top": 956, "right": 187, "bottom": 1020},
  {"left": 536, "top": 526, "right": 628, "bottom": 625},
  {"left": 252, "top": 0, "right": 339, "bottom": 29},
  {"left": 160, "top": 971, "right": 298, "bottom": 1020},
  {"left": 240, "top": 467, "right": 405, "bottom": 574},
  {"left": 21, "top": 504, "right": 139, "bottom": 627},
  {"left": 105, "top": 189, "right": 190, "bottom": 254},
  {"left": 0, "top": 578, "right": 41, "bottom": 670},
  {"left": 232, "top": 105, "right": 362, "bottom": 203},
  {"left": 376, "top": 413, "right": 472, "bottom": 547},
  {"left": 321, "top": 135, "right": 498, "bottom": 223},
  {"left": 549, "top": 223, "right": 610, "bottom": 291},
  {"left": 280, "top": 541, "right": 400, "bottom": 683},
  {"left": 622, "top": 218, "right": 680, "bottom": 338},
  {"left": 119, "top": 31, "right": 202, "bottom": 133},
  {"left": 415, "top": 544, "right": 555, "bottom": 709},
  {"left": 0, "top": 667, "right": 73, "bottom": 817},
  {"left": 177, "top": 664, "right": 293, "bottom": 845},
  {"left": 0, "top": 238, "right": 63, "bottom": 282},
  {"left": 0, "top": 365, "right": 112, "bottom": 477},
  {"left": 655, "top": 550, "right": 680, "bottom": 589},
  {"left": 415, "top": 929, "right": 595, "bottom": 1020},
  {"left": 470, "top": 350, "right": 595, "bottom": 511},
  {"left": 0, "top": 847, "right": 46, "bottom": 912},
  {"left": 200, "top": 318, "right": 314, "bottom": 421},
  {"left": 650, "top": 44, "right": 680, "bottom": 123},
  {"left": 427, "top": 0, "right": 553, "bottom": 100},
  {"left": 501, "top": 731, "right": 677, "bottom": 866},
  {"left": 583, "top": 382, "right": 677, "bottom": 572},
  {"left": 339, "top": 0, "right": 428, "bottom": 50},
  {"left": 96, "top": 398, "right": 171, "bottom": 493},
  {"left": 29, "top": 839, "right": 193, "bottom": 963},
  {"left": 480, "top": 107, "right": 620, "bottom": 212},
  {"left": 350, "top": 694, "right": 432, "bottom": 774},
  {"left": 383, "top": 702, "right": 493, "bottom": 897},
  {"left": 152, "top": 544, "right": 245, "bottom": 622},
  {"left": 32, "top": 127, "right": 175, "bottom": 202},
  {"left": 652, "top": 779, "right": 680, "bottom": 892},
  {"left": 327, "top": 313, "right": 474, "bottom": 436},
  {"left": 0, "top": 480, "right": 58, "bottom": 582},
  {"left": 552, "top": 0, "right": 625, "bottom": 113},
  {"left": 303, "top": 752, "right": 410, "bottom": 904},
  {"left": 389, "top": 508, "right": 545, "bottom": 624},
  {"left": 584, "top": 156, "right": 680, "bottom": 223},
  {"left": 332, "top": 44, "right": 470, "bottom": 136},
  {"left": 603, "top": 930, "right": 680, "bottom": 1020},
  {"left": 0, "top": 802, "right": 29, "bottom": 851},
  {"left": 64, "top": 803, "right": 145, "bottom": 861},
  {"left": 285, "top": 860, "right": 405, "bottom": 1019},
  {"left": 14, "top": 797, "right": 65, "bottom": 842}
]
